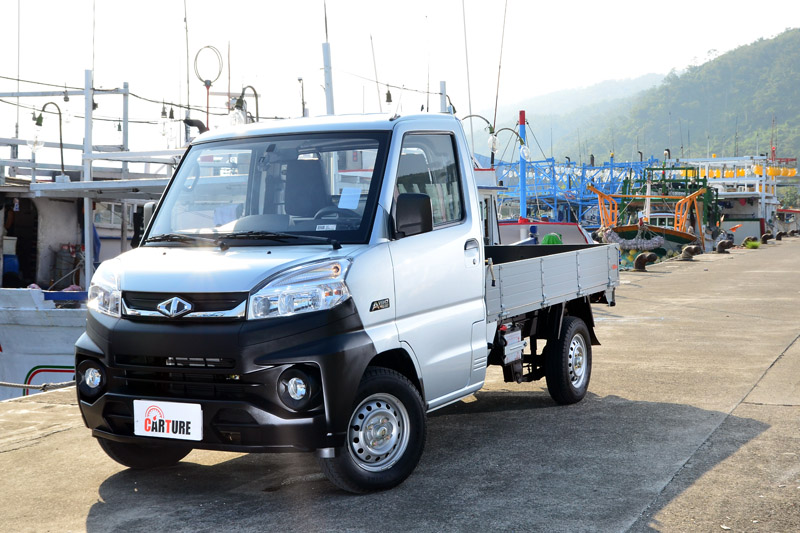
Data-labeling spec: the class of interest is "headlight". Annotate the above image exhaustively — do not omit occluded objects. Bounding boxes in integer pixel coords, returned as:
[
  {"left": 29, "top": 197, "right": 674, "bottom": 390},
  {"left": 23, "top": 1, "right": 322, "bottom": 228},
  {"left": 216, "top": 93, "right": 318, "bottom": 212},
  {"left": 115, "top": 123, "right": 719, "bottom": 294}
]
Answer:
[
  {"left": 87, "top": 261, "right": 122, "bottom": 318},
  {"left": 248, "top": 259, "right": 351, "bottom": 320}
]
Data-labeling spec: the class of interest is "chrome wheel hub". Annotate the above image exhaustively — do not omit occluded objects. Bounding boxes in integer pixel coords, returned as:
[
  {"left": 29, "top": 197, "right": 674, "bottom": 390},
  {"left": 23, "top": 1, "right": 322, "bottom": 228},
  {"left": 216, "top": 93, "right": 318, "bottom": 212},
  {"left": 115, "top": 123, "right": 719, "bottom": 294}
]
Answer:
[
  {"left": 568, "top": 333, "right": 587, "bottom": 388},
  {"left": 348, "top": 393, "right": 410, "bottom": 472}
]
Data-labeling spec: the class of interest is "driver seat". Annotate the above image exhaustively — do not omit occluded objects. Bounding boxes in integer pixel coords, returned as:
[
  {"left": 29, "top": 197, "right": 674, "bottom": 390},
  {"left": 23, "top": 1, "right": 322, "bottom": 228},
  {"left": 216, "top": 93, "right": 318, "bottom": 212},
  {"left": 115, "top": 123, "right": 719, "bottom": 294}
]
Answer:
[{"left": 285, "top": 159, "right": 329, "bottom": 217}]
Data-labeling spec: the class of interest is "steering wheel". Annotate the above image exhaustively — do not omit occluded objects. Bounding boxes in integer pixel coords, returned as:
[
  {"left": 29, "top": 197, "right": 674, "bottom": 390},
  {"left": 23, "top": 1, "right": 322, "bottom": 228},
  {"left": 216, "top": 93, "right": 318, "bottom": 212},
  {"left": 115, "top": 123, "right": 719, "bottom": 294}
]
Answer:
[{"left": 313, "top": 206, "right": 360, "bottom": 219}]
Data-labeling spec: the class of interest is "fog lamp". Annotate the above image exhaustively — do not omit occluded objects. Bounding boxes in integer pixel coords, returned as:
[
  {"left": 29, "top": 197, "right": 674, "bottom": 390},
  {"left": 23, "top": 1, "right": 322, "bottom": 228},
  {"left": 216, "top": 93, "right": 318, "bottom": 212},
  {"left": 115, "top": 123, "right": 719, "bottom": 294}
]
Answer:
[
  {"left": 77, "top": 359, "right": 106, "bottom": 399},
  {"left": 277, "top": 366, "right": 321, "bottom": 411},
  {"left": 287, "top": 377, "right": 307, "bottom": 400},
  {"left": 84, "top": 368, "right": 102, "bottom": 389}
]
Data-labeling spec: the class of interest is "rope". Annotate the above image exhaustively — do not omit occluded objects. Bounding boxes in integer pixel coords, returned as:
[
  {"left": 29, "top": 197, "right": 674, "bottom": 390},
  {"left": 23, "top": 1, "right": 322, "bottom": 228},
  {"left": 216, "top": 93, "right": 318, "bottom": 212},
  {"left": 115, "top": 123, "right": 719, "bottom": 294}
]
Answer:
[
  {"left": 0, "top": 380, "right": 75, "bottom": 392},
  {"left": 524, "top": 121, "right": 548, "bottom": 160}
]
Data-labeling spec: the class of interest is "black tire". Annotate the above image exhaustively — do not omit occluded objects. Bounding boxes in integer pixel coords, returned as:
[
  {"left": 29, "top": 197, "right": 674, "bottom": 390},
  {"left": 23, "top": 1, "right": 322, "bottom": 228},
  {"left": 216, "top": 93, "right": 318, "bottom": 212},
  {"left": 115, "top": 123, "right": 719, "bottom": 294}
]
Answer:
[
  {"left": 318, "top": 367, "right": 426, "bottom": 493},
  {"left": 97, "top": 437, "right": 191, "bottom": 469},
  {"left": 544, "top": 316, "right": 592, "bottom": 405}
]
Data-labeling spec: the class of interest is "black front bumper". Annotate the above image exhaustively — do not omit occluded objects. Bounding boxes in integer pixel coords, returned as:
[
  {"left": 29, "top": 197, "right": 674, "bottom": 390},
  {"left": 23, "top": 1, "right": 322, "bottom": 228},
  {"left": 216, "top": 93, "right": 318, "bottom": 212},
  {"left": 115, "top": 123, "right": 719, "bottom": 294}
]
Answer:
[{"left": 76, "top": 299, "right": 375, "bottom": 453}]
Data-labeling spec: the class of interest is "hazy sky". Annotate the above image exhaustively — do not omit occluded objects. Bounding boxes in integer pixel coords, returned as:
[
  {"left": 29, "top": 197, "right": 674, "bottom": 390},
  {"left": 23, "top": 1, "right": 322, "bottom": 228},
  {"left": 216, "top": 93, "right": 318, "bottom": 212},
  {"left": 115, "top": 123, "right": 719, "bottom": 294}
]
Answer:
[{"left": 1, "top": 0, "right": 797, "bottom": 164}]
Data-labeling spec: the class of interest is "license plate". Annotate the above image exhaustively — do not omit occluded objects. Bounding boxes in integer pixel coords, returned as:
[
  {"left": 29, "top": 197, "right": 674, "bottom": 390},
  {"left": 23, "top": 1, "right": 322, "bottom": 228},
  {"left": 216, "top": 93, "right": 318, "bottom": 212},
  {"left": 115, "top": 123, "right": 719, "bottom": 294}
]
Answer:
[{"left": 134, "top": 400, "right": 203, "bottom": 441}]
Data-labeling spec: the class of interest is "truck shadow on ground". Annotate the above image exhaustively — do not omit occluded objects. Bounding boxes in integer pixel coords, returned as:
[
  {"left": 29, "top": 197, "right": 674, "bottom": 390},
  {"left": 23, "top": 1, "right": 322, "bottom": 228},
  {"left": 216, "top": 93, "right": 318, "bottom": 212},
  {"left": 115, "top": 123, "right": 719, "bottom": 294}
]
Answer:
[{"left": 85, "top": 391, "right": 768, "bottom": 533}]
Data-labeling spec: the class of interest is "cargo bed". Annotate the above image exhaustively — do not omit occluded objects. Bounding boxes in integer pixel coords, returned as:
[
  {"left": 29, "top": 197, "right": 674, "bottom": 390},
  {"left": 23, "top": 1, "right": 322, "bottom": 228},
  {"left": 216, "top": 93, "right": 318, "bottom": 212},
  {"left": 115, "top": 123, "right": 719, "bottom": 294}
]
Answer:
[{"left": 484, "top": 244, "right": 620, "bottom": 321}]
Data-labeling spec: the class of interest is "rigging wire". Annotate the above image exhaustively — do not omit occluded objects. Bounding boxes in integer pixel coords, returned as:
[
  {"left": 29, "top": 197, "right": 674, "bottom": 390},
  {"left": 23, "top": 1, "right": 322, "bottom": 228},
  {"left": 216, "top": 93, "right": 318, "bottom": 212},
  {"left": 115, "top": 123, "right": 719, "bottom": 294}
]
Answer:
[
  {"left": 15, "top": 0, "right": 20, "bottom": 154},
  {"left": 184, "top": 0, "right": 191, "bottom": 144},
  {"left": 524, "top": 120, "right": 548, "bottom": 160},
  {"left": 0, "top": 97, "right": 157, "bottom": 124},
  {"left": 333, "top": 68, "right": 458, "bottom": 111},
  {"left": 461, "top": 0, "right": 474, "bottom": 151},
  {"left": 0, "top": 74, "right": 82, "bottom": 90},
  {"left": 124, "top": 91, "right": 230, "bottom": 115},
  {"left": 491, "top": 0, "right": 508, "bottom": 131},
  {"left": 521, "top": 122, "right": 543, "bottom": 213},
  {"left": 496, "top": 125, "right": 516, "bottom": 162},
  {"left": 92, "top": 0, "right": 96, "bottom": 75},
  {"left": 1, "top": 67, "right": 456, "bottom": 121},
  {"left": 335, "top": 69, "right": 445, "bottom": 97},
  {"left": 369, "top": 35, "right": 382, "bottom": 113},
  {"left": 0, "top": 74, "right": 232, "bottom": 116}
]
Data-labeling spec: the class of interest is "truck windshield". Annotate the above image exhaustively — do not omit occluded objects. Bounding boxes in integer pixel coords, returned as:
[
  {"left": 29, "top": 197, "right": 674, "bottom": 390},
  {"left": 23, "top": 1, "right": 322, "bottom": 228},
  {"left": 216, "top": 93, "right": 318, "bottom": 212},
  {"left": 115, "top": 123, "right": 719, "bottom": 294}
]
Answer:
[{"left": 147, "top": 131, "right": 390, "bottom": 246}]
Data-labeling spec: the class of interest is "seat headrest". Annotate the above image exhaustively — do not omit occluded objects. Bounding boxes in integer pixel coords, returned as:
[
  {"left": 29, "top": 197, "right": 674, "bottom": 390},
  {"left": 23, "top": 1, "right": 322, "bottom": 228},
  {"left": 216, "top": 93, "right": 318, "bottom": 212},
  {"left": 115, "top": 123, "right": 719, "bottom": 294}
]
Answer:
[
  {"left": 397, "top": 153, "right": 430, "bottom": 178},
  {"left": 285, "top": 159, "right": 328, "bottom": 217}
]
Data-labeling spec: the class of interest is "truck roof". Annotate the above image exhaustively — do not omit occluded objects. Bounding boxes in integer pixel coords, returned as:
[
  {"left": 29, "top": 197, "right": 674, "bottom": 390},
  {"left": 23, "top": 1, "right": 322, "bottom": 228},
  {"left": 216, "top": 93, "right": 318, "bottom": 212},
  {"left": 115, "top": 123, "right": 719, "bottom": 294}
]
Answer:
[{"left": 194, "top": 113, "right": 460, "bottom": 144}]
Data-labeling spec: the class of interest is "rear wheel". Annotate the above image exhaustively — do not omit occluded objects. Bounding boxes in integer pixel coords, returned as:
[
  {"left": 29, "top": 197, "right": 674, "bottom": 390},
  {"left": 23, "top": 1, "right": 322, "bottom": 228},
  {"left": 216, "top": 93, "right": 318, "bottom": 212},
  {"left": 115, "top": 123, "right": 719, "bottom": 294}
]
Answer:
[
  {"left": 97, "top": 438, "right": 191, "bottom": 469},
  {"left": 318, "top": 367, "right": 426, "bottom": 493},
  {"left": 544, "top": 316, "right": 592, "bottom": 405}
]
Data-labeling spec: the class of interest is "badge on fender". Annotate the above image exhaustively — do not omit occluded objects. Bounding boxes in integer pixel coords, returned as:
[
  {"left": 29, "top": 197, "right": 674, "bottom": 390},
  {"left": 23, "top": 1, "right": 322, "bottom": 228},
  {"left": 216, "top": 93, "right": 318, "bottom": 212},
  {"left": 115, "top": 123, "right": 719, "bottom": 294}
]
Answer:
[{"left": 369, "top": 298, "right": 390, "bottom": 312}]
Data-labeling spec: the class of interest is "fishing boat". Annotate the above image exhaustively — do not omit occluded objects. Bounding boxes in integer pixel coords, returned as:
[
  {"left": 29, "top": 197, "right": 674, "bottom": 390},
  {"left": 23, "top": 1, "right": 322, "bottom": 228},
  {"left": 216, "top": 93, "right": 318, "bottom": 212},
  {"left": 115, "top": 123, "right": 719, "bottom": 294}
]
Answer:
[
  {"left": 680, "top": 155, "right": 789, "bottom": 244},
  {"left": 603, "top": 221, "right": 699, "bottom": 268},
  {"left": 0, "top": 70, "right": 183, "bottom": 400},
  {"left": 498, "top": 218, "right": 594, "bottom": 245},
  {"left": 587, "top": 165, "right": 715, "bottom": 268}
]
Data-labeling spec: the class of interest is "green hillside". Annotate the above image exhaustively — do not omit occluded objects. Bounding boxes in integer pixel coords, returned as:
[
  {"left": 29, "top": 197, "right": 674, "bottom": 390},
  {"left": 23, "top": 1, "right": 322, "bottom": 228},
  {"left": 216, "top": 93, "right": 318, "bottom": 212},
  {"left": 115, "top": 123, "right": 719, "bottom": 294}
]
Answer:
[{"left": 508, "top": 28, "right": 800, "bottom": 164}]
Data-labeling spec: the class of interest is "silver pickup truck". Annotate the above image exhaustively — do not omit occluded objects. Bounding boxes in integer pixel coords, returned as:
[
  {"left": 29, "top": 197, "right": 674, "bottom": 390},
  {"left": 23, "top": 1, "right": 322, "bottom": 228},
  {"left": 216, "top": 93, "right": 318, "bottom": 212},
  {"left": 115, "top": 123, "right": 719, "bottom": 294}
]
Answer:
[{"left": 76, "top": 113, "right": 619, "bottom": 493}]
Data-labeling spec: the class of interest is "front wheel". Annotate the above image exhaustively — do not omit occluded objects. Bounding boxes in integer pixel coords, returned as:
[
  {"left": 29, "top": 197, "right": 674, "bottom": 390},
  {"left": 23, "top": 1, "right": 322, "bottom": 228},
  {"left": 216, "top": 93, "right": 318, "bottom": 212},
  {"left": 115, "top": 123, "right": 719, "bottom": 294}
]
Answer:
[
  {"left": 544, "top": 316, "right": 592, "bottom": 405},
  {"left": 318, "top": 367, "right": 426, "bottom": 493},
  {"left": 97, "top": 437, "right": 191, "bottom": 469}
]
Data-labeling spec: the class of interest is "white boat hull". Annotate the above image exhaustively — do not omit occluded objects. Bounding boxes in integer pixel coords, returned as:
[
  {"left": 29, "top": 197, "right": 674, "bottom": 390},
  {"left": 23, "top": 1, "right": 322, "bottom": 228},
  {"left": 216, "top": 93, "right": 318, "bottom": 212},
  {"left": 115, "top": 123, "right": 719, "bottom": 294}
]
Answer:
[{"left": 0, "top": 290, "right": 84, "bottom": 401}]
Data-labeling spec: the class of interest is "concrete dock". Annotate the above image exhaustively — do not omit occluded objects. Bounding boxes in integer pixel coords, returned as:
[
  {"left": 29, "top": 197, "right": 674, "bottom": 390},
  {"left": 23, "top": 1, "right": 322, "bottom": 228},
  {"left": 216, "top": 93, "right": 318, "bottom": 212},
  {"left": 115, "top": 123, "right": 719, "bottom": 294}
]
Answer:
[{"left": 1, "top": 239, "right": 799, "bottom": 532}]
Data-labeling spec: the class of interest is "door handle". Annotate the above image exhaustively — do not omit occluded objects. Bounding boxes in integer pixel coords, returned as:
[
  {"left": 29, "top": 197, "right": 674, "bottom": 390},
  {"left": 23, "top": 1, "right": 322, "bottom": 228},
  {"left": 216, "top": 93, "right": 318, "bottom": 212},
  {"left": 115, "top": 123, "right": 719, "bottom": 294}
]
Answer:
[{"left": 464, "top": 238, "right": 480, "bottom": 267}]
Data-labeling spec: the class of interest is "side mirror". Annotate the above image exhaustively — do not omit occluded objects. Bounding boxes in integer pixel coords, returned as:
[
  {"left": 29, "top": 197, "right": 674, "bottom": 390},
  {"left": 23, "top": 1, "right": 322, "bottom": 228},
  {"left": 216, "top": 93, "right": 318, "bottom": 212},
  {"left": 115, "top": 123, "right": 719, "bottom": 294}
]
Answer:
[
  {"left": 395, "top": 193, "right": 433, "bottom": 238},
  {"left": 143, "top": 201, "right": 156, "bottom": 230}
]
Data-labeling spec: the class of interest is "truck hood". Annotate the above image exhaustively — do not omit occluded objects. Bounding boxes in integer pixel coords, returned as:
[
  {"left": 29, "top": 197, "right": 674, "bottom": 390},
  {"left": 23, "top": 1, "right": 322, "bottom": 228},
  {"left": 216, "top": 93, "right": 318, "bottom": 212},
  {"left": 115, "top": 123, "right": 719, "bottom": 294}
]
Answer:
[{"left": 110, "top": 245, "right": 354, "bottom": 293}]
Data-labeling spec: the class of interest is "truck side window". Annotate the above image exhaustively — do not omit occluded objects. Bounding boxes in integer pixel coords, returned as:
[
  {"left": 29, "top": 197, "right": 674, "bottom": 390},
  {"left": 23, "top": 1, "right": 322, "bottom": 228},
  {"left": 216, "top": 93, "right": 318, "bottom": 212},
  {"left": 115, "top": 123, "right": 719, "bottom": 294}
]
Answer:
[{"left": 396, "top": 134, "right": 464, "bottom": 227}]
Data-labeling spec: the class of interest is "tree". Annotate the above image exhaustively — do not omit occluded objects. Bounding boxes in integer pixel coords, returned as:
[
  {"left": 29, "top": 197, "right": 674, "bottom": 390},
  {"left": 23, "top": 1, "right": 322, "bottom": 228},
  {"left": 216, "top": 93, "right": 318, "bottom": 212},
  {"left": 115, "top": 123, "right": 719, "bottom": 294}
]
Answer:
[{"left": 778, "top": 185, "right": 800, "bottom": 208}]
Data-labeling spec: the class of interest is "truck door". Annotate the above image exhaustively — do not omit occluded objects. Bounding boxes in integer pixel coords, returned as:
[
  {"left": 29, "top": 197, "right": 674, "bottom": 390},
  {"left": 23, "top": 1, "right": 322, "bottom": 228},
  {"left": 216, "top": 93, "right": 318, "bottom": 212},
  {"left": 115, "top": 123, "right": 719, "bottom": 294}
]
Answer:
[{"left": 388, "top": 133, "right": 484, "bottom": 403}]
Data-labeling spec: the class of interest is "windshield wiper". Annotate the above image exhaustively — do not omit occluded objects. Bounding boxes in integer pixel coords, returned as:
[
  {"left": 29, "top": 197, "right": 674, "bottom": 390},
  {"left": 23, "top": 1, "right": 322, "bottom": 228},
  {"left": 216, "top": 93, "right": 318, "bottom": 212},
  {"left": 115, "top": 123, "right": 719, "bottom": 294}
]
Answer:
[
  {"left": 143, "top": 233, "right": 221, "bottom": 246},
  {"left": 216, "top": 230, "right": 342, "bottom": 250}
]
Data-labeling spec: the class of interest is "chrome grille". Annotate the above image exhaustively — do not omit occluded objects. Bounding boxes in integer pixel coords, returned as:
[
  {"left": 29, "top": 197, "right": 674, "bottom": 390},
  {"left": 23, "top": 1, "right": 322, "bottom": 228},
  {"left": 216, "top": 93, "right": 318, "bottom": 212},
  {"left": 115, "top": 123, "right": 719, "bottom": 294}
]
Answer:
[{"left": 122, "top": 291, "right": 248, "bottom": 319}]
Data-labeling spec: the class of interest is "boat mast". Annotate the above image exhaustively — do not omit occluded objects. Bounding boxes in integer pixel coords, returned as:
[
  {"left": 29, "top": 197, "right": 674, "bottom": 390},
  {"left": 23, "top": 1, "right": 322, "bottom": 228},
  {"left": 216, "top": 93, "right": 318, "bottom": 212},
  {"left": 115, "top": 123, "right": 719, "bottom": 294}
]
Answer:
[
  {"left": 83, "top": 69, "right": 94, "bottom": 284},
  {"left": 322, "top": 1, "right": 335, "bottom": 115}
]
